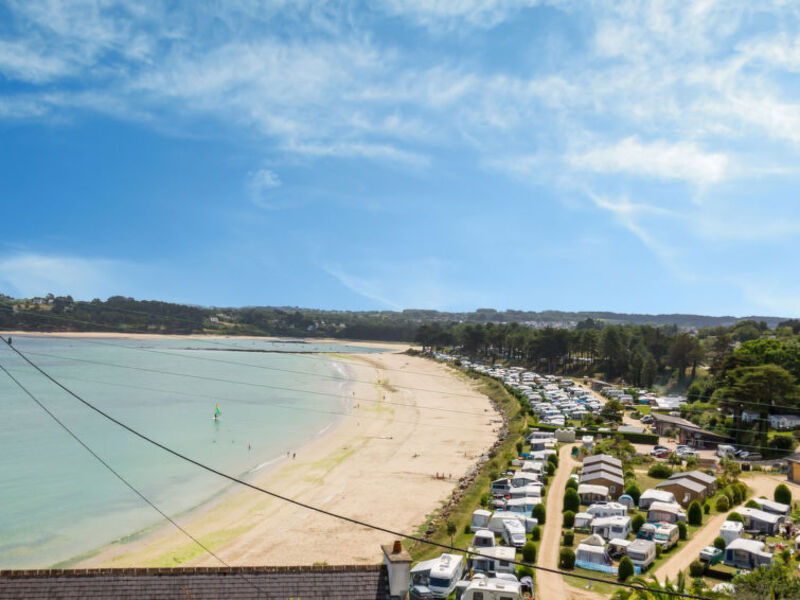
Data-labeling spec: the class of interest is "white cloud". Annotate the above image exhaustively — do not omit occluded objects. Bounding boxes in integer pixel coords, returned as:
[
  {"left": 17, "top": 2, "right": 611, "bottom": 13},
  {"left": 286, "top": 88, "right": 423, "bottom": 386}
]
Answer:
[
  {"left": 570, "top": 137, "right": 730, "bottom": 185},
  {"left": 379, "top": 0, "right": 541, "bottom": 30},
  {"left": 0, "top": 253, "right": 132, "bottom": 300}
]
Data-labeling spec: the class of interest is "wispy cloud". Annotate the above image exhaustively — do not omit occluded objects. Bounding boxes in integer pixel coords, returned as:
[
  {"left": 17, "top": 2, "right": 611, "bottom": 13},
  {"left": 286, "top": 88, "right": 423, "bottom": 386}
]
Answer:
[{"left": 570, "top": 137, "right": 730, "bottom": 186}]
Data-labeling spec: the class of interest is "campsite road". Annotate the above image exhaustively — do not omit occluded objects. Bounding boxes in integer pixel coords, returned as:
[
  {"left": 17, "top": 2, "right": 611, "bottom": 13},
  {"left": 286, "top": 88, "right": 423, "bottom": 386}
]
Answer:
[
  {"left": 536, "top": 443, "right": 603, "bottom": 600},
  {"left": 653, "top": 473, "right": 792, "bottom": 582}
]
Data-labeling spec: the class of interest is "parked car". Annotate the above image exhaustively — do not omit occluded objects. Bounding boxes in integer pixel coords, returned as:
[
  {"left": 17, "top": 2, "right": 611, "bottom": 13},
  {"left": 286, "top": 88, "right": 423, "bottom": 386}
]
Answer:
[
  {"left": 652, "top": 449, "right": 670, "bottom": 459},
  {"left": 651, "top": 446, "right": 669, "bottom": 455},
  {"left": 641, "top": 415, "right": 654, "bottom": 424},
  {"left": 745, "top": 452, "right": 762, "bottom": 461}
]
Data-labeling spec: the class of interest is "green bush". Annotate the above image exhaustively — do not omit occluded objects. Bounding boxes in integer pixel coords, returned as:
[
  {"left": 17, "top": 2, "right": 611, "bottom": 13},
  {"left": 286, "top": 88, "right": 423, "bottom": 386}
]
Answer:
[
  {"left": 624, "top": 483, "right": 641, "bottom": 504},
  {"left": 559, "top": 547, "right": 575, "bottom": 570},
  {"left": 565, "top": 478, "right": 578, "bottom": 491},
  {"left": 463, "top": 523, "right": 472, "bottom": 535},
  {"left": 548, "top": 452, "right": 559, "bottom": 467},
  {"left": 647, "top": 463, "right": 674, "bottom": 478},
  {"left": 563, "top": 488, "right": 580, "bottom": 513},
  {"left": 715, "top": 495, "right": 730, "bottom": 512},
  {"left": 631, "top": 514, "right": 645, "bottom": 533},
  {"left": 517, "top": 565, "right": 534, "bottom": 578},
  {"left": 745, "top": 499, "right": 760, "bottom": 509},
  {"left": 689, "top": 561, "right": 706, "bottom": 577},
  {"left": 727, "top": 511, "right": 744, "bottom": 523},
  {"left": 532, "top": 526, "right": 541, "bottom": 541},
  {"left": 516, "top": 441, "right": 524, "bottom": 455},
  {"left": 532, "top": 503, "right": 546, "bottom": 525},
  {"left": 618, "top": 556, "right": 634, "bottom": 581},
  {"left": 704, "top": 502, "right": 711, "bottom": 515},
  {"left": 713, "top": 536, "right": 727, "bottom": 550},
  {"left": 563, "top": 510, "right": 575, "bottom": 528},
  {"left": 775, "top": 483, "right": 792, "bottom": 505},
  {"left": 656, "top": 544, "right": 663, "bottom": 558},
  {"left": 522, "top": 541, "right": 536, "bottom": 563},
  {"left": 687, "top": 501, "right": 703, "bottom": 526},
  {"left": 677, "top": 521, "right": 687, "bottom": 540},
  {"left": 563, "top": 530, "right": 574, "bottom": 546},
  {"left": 731, "top": 485, "right": 743, "bottom": 505},
  {"left": 541, "top": 475, "right": 550, "bottom": 486}
]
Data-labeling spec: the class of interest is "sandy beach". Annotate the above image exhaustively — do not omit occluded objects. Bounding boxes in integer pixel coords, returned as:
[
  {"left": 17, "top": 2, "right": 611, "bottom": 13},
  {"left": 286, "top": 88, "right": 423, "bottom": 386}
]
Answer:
[{"left": 68, "top": 346, "right": 498, "bottom": 567}]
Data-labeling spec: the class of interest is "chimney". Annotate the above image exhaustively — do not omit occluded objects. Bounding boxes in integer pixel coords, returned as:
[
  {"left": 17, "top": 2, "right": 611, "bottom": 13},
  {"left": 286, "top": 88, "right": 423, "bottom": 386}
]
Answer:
[{"left": 381, "top": 541, "right": 412, "bottom": 600}]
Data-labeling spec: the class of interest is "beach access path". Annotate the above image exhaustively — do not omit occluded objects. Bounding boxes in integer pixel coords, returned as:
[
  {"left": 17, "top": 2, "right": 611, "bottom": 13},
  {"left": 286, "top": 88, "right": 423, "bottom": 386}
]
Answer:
[
  {"left": 654, "top": 472, "right": 794, "bottom": 582},
  {"left": 536, "top": 443, "right": 603, "bottom": 600},
  {"left": 79, "top": 348, "right": 500, "bottom": 567}
]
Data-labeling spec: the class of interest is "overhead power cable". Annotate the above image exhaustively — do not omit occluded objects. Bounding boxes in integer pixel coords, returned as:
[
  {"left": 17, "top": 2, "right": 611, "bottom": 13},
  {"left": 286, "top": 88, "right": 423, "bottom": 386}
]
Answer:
[{"left": 0, "top": 336, "right": 713, "bottom": 600}]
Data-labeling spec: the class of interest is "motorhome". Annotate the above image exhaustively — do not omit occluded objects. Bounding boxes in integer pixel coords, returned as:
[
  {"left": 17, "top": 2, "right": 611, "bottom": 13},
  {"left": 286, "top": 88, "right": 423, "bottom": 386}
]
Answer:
[
  {"left": 501, "top": 519, "right": 527, "bottom": 548},
  {"left": 470, "top": 530, "right": 496, "bottom": 549},
  {"left": 468, "top": 546, "right": 516, "bottom": 576},
  {"left": 636, "top": 523, "right": 658, "bottom": 542},
  {"left": 627, "top": 539, "right": 657, "bottom": 569},
  {"left": 719, "top": 520, "right": 744, "bottom": 545},
  {"left": 591, "top": 516, "right": 631, "bottom": 541},
  {"left": 459, "top": 576, "right": 521, "bottom": 600},
  {"left": 471, "top": 509, "right": 492, "bottom": 532},
  {"left": 488, "top": 511, "right": 538, "bottom": 534},
  {"left": 653, "top": 524, "right": 679, "bottom": 550},
  {"left": 427, "top": 553, "right": 464, "bottom": 598},
  {"left": 510, "top": 473, "right": 539, "bottom": 488}
]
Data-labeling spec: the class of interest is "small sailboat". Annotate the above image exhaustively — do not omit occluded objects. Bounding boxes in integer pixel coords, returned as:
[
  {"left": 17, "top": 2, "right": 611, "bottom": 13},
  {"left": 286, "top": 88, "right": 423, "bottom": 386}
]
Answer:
[{"left": 214, "top": 403, "right": 222, "bottom": 420}]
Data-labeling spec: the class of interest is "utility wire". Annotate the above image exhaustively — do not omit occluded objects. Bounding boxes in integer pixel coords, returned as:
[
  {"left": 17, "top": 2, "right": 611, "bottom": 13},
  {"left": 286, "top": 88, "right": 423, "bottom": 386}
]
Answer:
[
  {"left": 0, "top": 336, "right": 713, "bottom": 600},
  {"left": 0, "top": 358, "right": 268, "bottom": 599}
]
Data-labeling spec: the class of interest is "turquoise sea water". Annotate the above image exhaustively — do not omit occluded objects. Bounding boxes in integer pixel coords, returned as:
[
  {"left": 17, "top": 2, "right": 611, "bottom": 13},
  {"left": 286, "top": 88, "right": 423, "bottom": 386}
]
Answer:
[{"left": 0, "top": 336, "right": 385, "bottom": 568}]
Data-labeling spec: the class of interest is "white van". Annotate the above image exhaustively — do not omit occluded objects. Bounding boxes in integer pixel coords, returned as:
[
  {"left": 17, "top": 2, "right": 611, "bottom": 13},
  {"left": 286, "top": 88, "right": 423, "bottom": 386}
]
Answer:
[
  {"left": 460, "top": 576, "right": 521, "bottom": 600},
  {"left": 501, "top": 519, "right": 527, "bottom": 547}
]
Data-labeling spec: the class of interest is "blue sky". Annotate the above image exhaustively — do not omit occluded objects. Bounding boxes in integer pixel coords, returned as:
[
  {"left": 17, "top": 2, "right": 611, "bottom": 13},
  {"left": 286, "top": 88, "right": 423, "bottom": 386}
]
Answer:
[{"left": 1, "top": 1, "right": 800, "bottom": 316}]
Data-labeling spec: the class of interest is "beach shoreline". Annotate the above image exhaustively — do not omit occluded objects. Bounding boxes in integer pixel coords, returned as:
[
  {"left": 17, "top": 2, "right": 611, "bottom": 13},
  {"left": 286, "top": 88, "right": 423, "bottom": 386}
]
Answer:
[{"left": 69, "top": 348, "right": 497, "bottom": 567}]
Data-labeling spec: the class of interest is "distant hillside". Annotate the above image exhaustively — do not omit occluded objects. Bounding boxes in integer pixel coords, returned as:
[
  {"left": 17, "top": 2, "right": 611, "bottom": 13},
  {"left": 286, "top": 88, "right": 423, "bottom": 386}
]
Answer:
[{"left": 0, "top": 292, "right": 788, "bottom": 340}]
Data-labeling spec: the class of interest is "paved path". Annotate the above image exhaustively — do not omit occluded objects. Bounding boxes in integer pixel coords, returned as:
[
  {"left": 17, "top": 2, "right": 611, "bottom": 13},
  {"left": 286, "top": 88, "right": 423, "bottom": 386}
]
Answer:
[
  {"left": 536, "top": 443, "right": 603, "bottom": 600},
  {"left": 654, "top": 473, "right": 791, "bottom": 582}
]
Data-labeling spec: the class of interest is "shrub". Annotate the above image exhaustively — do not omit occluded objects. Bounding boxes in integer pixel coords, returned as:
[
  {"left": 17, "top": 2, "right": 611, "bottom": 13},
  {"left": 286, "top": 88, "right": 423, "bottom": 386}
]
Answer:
[
  {"left": 775, "top": 483, "right": 792, "bottom": 505},
  {"left": 532, "top": 526, "right": 541, "bottom": 541},
  {"left": 731, "top": 485, "right": 743, "bottom": 505},
  {"left": 618, "top": 556, "right": 634, "bottom": 582},
  {"left": 517, "top": 565, "right": 534, "bottom": 578},
  {"left": 631, "top": 514, "right": 645, "bottom": 533},
  {"left": 532, "top": 503, "right": 546, "bottom": 525},
  {"left": 563, "top": 510, "right": 575, "bottom": 528},
  {"left": 563, "top": 530, "right": 574, "bottom": 546},
  {"left": 745, "top": 499, "right": 760, "bottom": 509},
  {"left": 687, "top": 501, "right": 703, "bottom": 526},
  {"left": 647, "top": 463, "right": 674, "bottom": 478},
  {"left": 548, "top": 452, "right": 559, "bottom": 467},
  {"left": 516, "top": 441, "right": 524, "bottom": 455},
  {"left": 624, "top": 483, "right": 641, "bottom": 504},
  {"left": 563, "top": 488, "right": 580, "bottom": 513},
  {"left": 677, "top": 521, "right": 687, "bottom": 541},
  {"left": 559, "top": 547, "right": 575, "bottom": 570},
  {"left": 704, "top": 502, "right": 711, "bottom": 515},
  {"left": 541, "top": 475, "right": 550, "bottom": 486},
  {"left": 656, "top": 544, "right": 663, "bottom": 558},
  {"left": 463, "top": 523, "right": 472, "bottom": 535},
  {"left": 689, "top": 561, "right": 706, "bottom": 577},
  {"left": 522, "top": 541, "right": 536, "bottom": 563},
  {"left": 727, "top": 511, "right": 744, "bottom": 523},
  {"left": 546, "top": 462, "right": 556, "bottom": 476},
  {"left": 565, "top": 478, "right": 578, "bottom": 491},
  {"left": 713, "top": 536, "right": 727, "bottom": 550},
  {"left": 715, "top": 495, "right": 730, "bottom": 512}
]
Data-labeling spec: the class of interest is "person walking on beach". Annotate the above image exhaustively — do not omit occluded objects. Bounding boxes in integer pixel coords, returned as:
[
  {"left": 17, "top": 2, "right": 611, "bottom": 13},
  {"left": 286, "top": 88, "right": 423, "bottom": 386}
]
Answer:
[{"left": 293, "top": 452, "right": 296, "bottom": 459}]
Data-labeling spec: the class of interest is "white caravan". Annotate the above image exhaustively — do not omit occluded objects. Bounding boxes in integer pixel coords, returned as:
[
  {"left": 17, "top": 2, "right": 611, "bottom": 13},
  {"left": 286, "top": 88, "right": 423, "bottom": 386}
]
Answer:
[
  {"left": 501, "top": 519, "right": 527, "bottom": 547},
  {"left": 460, "top": 576, "right": 521, "bottom": 600}
]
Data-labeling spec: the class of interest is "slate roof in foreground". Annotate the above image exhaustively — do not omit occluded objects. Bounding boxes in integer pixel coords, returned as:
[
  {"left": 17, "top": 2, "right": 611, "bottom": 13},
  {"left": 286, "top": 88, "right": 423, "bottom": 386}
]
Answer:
[{"left": 0, "top": 564, "right": 389, "bottom": 600}]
